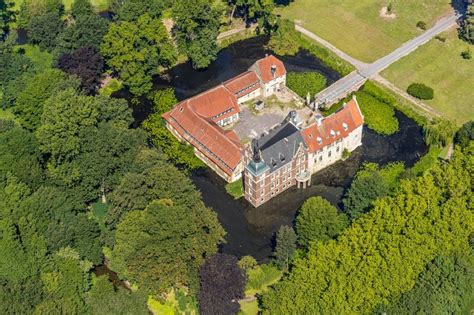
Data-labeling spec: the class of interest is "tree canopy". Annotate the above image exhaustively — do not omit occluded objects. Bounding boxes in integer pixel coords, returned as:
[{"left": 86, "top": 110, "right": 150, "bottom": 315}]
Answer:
[
  {"left": 262, "top": 144, "right": 474, "bottom": 313},
  {"left": 296, "top": 196, "right": 348, "bottom": 247},
  {"left": 101, "top": 13, "right": 176, "bottom": 95}
]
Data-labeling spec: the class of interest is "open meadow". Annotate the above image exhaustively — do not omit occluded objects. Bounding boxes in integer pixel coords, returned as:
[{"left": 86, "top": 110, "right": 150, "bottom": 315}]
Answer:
[
  {"left": 275, "top": 0, "right": 453, "bottom": 62},
  {"left": 382, "top": 29, "right": 474, "bottom": 125}
]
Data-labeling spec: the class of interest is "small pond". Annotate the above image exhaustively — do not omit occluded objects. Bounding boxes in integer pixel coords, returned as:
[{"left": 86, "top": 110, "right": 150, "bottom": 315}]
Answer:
[{"left": 114, "top": 35, "right": 427, "bottom": 262}]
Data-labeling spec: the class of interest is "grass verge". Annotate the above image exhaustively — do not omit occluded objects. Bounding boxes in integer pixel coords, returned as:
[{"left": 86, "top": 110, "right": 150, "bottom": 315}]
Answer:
[
  {"left": 225, "top": 179, "right": 244, "bottom": 199},
  {"left": 382, "top": 29, "right": 474, "bottom": 125}
]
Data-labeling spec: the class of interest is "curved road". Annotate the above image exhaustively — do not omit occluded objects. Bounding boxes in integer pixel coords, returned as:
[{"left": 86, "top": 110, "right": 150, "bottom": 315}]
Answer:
[{"left": 307, "top": 13, "right": 460, "bottom": 107}]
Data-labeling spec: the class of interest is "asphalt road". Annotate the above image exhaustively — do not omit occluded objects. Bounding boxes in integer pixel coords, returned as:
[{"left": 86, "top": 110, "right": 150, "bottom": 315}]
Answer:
[{"left": 314, "top": 13, "right": 460, "bottom": 107}]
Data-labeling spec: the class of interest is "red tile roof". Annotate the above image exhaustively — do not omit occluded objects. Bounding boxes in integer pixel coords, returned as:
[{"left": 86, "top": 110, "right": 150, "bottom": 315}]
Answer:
[
  {"left": 224, "top": 71, "right": 261, "bottom": 98},
  {"left": 187, "top": 85, "right": 240, "bottom": 123},
  {"left": 162, "top": 101, "right": 242, "bottom": 176},
  {"left": 255, "top": 55, "right": 286, "bottom": 84},
  {"left": 301, "top": 98, "right": 364, "bottom": 153}
]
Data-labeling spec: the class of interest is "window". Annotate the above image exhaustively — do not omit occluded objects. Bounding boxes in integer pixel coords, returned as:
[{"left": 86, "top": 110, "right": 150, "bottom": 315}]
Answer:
[
  {"left": 319, "top": 156, "right": 323, "bottom": 162},
  {"left": 328, "top": 151, "right": 332, "bottom": 158},
  {"left": 336, "top": 146, "right": 340, "bottom": 152}
]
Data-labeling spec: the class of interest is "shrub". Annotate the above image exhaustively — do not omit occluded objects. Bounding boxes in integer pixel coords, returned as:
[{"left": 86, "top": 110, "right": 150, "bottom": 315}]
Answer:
[
  {"left": 423, "top": 118, "right": 456, "bottom": 147},
  {"left": 416, "top": 20, "right": 427, "bottom": 30},
  {"left": 461, "top": 48, "right": 472, "bottom": 59},
  {"left": 434, "top": 35, "right": 446, "bottom": 42},
  {"left": 286, "top": 72, "right": 327, "bottom": 100},
  {"left": 356, "top": 92, "right": 399, "bottom": 135},
  {"left": 246, "top": 264, "right": 282, "bottom": 292},
  {"left": 268, "top": 19, "right": 301, "bottom": 56},
  {"left": 225, "top": 179, "right": 243, "bottom": 199},
  {"left": 407, "top": 83, "right": 434, "bottom": 100}
]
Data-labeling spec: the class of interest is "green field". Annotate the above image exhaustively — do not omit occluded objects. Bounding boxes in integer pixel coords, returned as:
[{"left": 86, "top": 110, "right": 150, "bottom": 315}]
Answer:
[
  {"left": 275, "top": 0, "right": 452, "bottom": 62},
  {"left": 382, "top": 29, "right": 474, "bottom": 125}
]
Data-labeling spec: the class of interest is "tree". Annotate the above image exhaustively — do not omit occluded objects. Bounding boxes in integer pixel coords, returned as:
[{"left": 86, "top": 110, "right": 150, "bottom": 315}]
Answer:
[
  {"left": 107, "top": 149, "right": 204, "bottom": 228},
  {"left": 142, "top": 88, "right": 204, "bottom": 169},
  {"left": 172, "top": 0, "right": 221, "bottom": 69},
  {"left": 27, "top": 12, "right": 64, "bottom": 52},
  {"left": 238, "top": 255, "right": 258, "bottom": 272},
  {"left": 17, "top": 0, "right": 64, "bottom": 28},
  {"left": 423, "top": 118, "right": 457, "bottom": 147},
  {"left": 58, "top": 46, "right": 104, "bottom": 94},
  {"left": 112, "top": 0, "right": 168, "bottom": 21},
  {"left": 109, "top": 200, "right": 225, "bottom": 294},
  {"left": 0, "top": 0, "right": 13, "bottom": 40},
  {"left": 86, "top": 276, "right": 149, "bottom": 314},
  {"left": 0, "top": 122, "right": 43, "bottom": 188},
  {"left": 454, "top": 120, "right": 473, "bottom": 149},
  {"left": 101, "top": 13, "right": 176, "bottom": 95},
  {"left": 12, "top": 69, "right": 80, "bottom": 130},
  {"left": 34, "top": 247, "right": 91, "bottom": 314},
  {"left": 55, "top": 13, "right": 109, "bottom": 56},
  {"left": 296, "top": 197, "right": 348, "bottom": 248},
  {"left": 267, "top": 19, "right": 301, "bottom": 56},
  {"left": 261, "top": 144, "right": 474, "bottom": 314},
  {"left": 199, "top": 254, "right": 245, "bottom": 315},
  {"left": 234, "top": 0, "right": 277, "bottom": 33},
  {"left": 274, "top": 225, "right": 297, "bottom": 271},
  {"left": 36, "top": 88, "right": 143, "bottom": 202},
  {"left": 376, "top": 255, "right": 474, "bottom": 314},
  {"left": 460, "top": 2, "right": 473, "bottom": 44},
  {"left": 71, "top": 0, "right": 93, "bottom": 17}
]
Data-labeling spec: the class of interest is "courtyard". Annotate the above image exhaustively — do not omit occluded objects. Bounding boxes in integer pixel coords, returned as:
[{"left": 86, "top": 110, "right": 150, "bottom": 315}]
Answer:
[{"left": 232, "top": 88, "right": 314, "bottom": 143}]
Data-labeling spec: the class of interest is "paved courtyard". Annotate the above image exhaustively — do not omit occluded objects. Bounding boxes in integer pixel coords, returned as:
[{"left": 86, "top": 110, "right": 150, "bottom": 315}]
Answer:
[{"left": 233, "top": 107, "right": 286, "bottom": 143}]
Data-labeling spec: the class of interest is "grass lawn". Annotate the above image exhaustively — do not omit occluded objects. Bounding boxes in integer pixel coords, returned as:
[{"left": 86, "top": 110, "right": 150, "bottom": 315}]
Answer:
[
  {"left": 225, "top": 179, "right": 244, "bottom": 199},
  {"left": 239, "top": 299, "right": 259, "bottom": 315},
  {"left": 275, "top": 0, "right": 452, "bottom": 62},
  {"left": 382, "top": 29, "right": 474, "bottom": 125},
  {"left": 15, "top": 44, "right": 53, "bottom": 71}
]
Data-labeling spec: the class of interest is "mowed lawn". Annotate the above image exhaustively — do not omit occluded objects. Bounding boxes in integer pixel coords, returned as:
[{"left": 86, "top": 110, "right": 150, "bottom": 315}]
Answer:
[
  {"left": 275, "top": 0, "right": 453, "bottom": 62},
  {"left": 382, "top": 29, "right": 474, "bottom": 125}
]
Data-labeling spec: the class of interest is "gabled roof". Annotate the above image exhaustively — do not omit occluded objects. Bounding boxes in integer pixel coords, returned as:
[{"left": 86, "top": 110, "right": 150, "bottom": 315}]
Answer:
[
  {"left": 254, "top": 55, "right": 287, "bottom": 84},
  {"left": 255, "top": 118, "right": 306, "bottom": 173},
  {"left": 223, "top": 71, "right": 261, "bottom": 97},
  {"left": 301, "top": 98, "right": 364, "bottom": 153},
  {"left": 187, "top": 85, "right": 240, "bottom": 122},
  {"left": 162, "top": 102, "right": 242, "bottom": 176}
]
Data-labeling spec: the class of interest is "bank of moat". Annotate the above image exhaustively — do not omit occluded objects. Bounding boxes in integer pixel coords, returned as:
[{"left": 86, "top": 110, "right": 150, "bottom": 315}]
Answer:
[{"left": 163, "top": 55, "right": 364, "bottom": 207}]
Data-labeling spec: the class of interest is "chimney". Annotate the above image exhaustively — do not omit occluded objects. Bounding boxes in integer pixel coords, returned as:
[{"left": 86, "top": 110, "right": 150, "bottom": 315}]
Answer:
[
  {"left": 316, "top": 114, "right": 323, "bottom": 126},
  {"left": 271, "top": 65, "right": 277, "bottom": 79}
]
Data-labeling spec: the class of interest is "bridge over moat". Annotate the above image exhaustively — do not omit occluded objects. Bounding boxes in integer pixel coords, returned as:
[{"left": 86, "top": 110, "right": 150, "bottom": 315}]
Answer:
[{"left": 307, "top": 13, "right": 460, "bottom": 109}]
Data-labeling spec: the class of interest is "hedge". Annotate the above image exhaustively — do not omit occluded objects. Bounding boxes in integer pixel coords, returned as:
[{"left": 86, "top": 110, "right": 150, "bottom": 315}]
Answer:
[
  {"left": 356, "top": 92, "right": 399, "bottom": 135},
  {"left": 407, "top": 83, "right": 434, "bottom": 100},
  {"left": 286, "top": 72, "right": 327, "bottom": 99}
]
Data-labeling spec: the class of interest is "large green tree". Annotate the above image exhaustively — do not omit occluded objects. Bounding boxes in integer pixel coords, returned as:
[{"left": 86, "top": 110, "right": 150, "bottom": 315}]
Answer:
[
  {"left": 111, "top": 0, "right": 168, "bottom": 21},
  {"left": 109, "top": 199, "right": 225, "bottom": 294},
  {"left": 296, "top": 196, "right": 348, "bottom": 248},
  {"left": 17, "top": 0, "right": 63, "bottom": 28},
  {"left": 142, "top": 88, "right": 204, "bottom": 169},
  {"left": 172, "top": 0, "right": 221, "bottom": 69},
  {"left": 461, "top": 2, "right": 474, "bottom": 44},
  {"left": 376, "top": 254, "right": 474, "bottom": 314},
  {"left": 101, "top": 13, "right": 176, "bottom": 95},
  {"left": 27, "top": 12, "right": 64, "bottom": 52},
  {"left": 261, "top": 144, "right": 474, "bottom": 314},
  {"left": 0, "top": 0, "right": 13, "bottom": 40},
  {"left": 12, "top": 69, "right": 80, "bottom": 130},
  {"left": 274, "top": 225, "right": 297, "bottom": 271},
  {"left": 55, "top": 13, "right": 109, "bottom": 56}
]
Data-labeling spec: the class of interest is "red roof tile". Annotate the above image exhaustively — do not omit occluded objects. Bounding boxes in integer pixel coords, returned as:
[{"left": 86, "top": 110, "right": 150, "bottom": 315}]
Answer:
[
  {"left": 187, "top": 85, "right": 240, "bottom": 123},
  {"left": 255, "top": 55, "right": 286, "bottom": 84},
  {"left": 224, "top": 71, "right": 261, "bottom": 97},
  {"left": 163, "top": 102, "right": 242, "bottom": 176},
  {"left": 301, "top": 98, "right": 364, "bottom": 153}
]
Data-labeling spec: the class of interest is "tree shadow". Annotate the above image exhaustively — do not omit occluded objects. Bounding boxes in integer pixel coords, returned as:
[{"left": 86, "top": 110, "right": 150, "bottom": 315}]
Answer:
[{"left": 451, "top": 0, "right": 467, "bottom": 15}]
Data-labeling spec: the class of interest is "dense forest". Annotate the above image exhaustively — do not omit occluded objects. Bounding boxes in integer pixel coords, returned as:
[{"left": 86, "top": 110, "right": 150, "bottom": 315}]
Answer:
[{"left": 0, "top": 0, "right": 473, "bottom": 314}]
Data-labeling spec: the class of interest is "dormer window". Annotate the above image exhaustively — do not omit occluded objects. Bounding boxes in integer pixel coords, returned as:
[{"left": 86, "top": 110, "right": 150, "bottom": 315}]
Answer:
[
  {"left": 342, "top": 122, "right": 348, "bottom": 131},
  {"left": 317, "top": 137, "right": 322, "bottom": 144},
  {"left": 308, "top": 134, "right": 313, "bottom": 138},
  {"left": 279, "top": 153, "right": 285, "bottom": 161},
  {"left": 271, "top": 158, "right": 277, "bottom": 167},
  {"left": 330, "top": 130, "right": 336, "bottom": 137},
  {"left": 179, "top": 107, "right": 184, "bottom": 112}
]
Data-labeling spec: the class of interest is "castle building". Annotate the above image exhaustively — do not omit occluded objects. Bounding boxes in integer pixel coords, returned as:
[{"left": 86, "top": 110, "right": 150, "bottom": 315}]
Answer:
[
  {"left": 162, "top": 55, "right": 287, "bottom": 182},
  {"left": 162, "top": 54, "right": 364, "bottom": 207},
  {"left": 243, "top": 97, "right": 364, "bottom": 207}
]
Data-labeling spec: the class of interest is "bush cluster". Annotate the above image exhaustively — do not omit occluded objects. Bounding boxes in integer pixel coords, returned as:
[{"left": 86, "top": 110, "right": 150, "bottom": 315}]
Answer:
[
  {"left": 286, "top": 72, "right": 327, "bottom": 99},
  {"left": 407, "top": 83, "right": 434, "bottom": 100}
]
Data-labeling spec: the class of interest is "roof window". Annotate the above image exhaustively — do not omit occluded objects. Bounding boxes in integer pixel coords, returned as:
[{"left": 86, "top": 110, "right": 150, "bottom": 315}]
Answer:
[
  {"left": 342, "top": 122, "right": 348, "bottom": 131},
  {"left": 317, "top": 137, "right": 322, "bottom": 144},
  {"left": 330, "top": 130, "right": 336, "bottom": 137}
]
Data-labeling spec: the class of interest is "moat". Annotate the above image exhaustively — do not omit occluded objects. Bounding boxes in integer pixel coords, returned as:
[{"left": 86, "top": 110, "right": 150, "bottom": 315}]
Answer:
[{"left": 118, "top": 35, "right": 427, "bottom": 262}]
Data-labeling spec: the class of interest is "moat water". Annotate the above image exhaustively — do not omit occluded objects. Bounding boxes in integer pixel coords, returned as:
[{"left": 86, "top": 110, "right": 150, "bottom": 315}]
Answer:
[{"left": 115, "top": 35, "right": 427, "bottom": 262}]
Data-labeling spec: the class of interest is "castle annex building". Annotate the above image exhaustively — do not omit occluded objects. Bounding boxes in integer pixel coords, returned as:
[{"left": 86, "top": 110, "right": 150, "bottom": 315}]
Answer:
[{"left": 163, "top": 55, "right": 365, "bottom": 207}]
